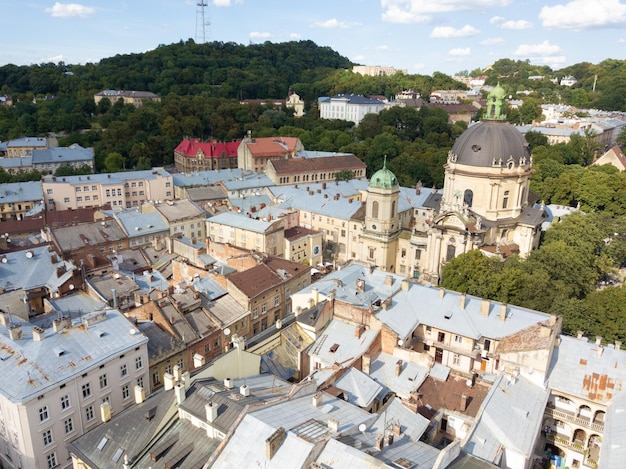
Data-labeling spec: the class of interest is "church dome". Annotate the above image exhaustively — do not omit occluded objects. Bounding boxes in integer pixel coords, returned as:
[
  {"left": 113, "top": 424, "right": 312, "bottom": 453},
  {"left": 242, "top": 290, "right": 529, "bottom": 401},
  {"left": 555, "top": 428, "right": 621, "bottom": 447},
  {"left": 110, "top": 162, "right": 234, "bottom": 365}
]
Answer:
[
  {"left": 449, "top": 120, "right": 530, "bottom": 168},
  {"left": 369, "top": 160, "right": 399, "bottom": 189}
]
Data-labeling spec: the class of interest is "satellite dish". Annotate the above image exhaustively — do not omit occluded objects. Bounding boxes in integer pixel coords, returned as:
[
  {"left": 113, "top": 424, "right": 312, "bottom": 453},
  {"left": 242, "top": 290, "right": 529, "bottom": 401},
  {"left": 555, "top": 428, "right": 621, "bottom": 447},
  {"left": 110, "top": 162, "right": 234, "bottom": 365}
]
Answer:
[
  {"left": 358, "top": 424, "right": 367, "bottom": 432},
  {"left": 25, "top": 251, "right": 33, "bottom": 258},
  {"left": 1, "top": 257, "right": 6, "bottom": 263},
  {"left": 276, "top": 319, "right": 282, "bottom": 329},
  {"left": 69, "top": 284, "right": 75, "bottom": 290},
  {"left": 397, "top": 339, "right": 404, "bottom": 347},
  {"left": 129, "top": 329, "right": 136, "bottom": 335},
  {"left": 224, "top": 328, "right": 231, "bottom": 337}
]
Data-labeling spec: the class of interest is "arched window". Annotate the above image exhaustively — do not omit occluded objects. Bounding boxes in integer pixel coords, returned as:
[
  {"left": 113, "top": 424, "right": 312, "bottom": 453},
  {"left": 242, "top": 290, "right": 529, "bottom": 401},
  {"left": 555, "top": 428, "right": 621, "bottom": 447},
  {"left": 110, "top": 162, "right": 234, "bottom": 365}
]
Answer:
[
  {"left": 463, "top": 189, "right": 473, "bottom": 207},
  {"left": 446, "top": 243, "right": 456, "bottom": 262},
  {"left": 372, "top": 201, "right": 379, "bottom": 219}
]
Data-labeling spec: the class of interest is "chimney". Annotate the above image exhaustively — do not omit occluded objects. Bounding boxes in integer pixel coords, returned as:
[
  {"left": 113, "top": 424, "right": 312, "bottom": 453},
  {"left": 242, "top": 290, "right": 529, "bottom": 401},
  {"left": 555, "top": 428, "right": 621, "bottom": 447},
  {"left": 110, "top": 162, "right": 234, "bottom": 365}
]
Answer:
[
  {"left": 480, "top": 299, "right": 490, "bottom": 316},
  {"left": 134, "top": 385, "right": 145, "bottom": 404},
  {"left": 362, "top": 354, "right": 371, "bottom": 374},
  {"left": 327, "top": 418, "right": 339, "bottom": 433},
  {"left": 401, "top": 279, "right": 410, "bottom": 291},
  {"left": 616, "top": 340, "right": 622, "bottom": 351},
  {"left": 577, "top": 331, "right": 584, "bottom": 339},
  {"left": 205, "top": 401, "right": 218, "bottom": 422},
  {"left": 8, "top": 324, "right": 22, "bottom": 341},
  {"left": 395, "top": 359, "right": 403, "bottom": 377},
  {"left": 459, "top": 293, "right": 466, "bottom": 309},
  {"left": 53, "top": 316, "right": 71, "bottom": 332},
  {"left": 499, "top": 304, "right": 507, "bottom": 321},
  {"left": 163, "top": 372, "right": 176, "bottom": 391},
  {"left": 322, "top": 182, "right": 327, "bottom": 189},
  {"left": 386, "top": 433, "right": 394, "bottom": 446},
  {"left": 174, "top": 383, "right": 186, "bottom": 404},
  {"left": 173, "top": 364, "right": 182, "bottom": 381},
  {"left": 224, "top": 377, "right": 234, "bottom": 389},
  {"left": 193, "top": 353, "right": 206, "bottom": 368},
  {"left": 550, "top": 314, "right": 557, "bottom": 326},
  {"left": 355, "top": 325, "right": 365, "bottom": 339},
  {"left": 356, "top": 279, "right": 365, "bottom": 292},
  {"left": 460, "top": 393, "right": 469, "bottom": 412},
  {"left": 312, "top": 287, "right": 319, "bottom": 305},
  {"left": 439, "top": 288, "right": 445, "bottom": 299},
  {"left": 597, "top": 344, "right": 604, "bottom": 357},
  {"left": 312, "top": 392, "right": 323, "bottom": 408},
  {"left": 393, "top": 423, "right": 401, "bottom": 436},
  {"left": 182, "top": 371, "right": 190, "bottom": 389},
  {"left": 385, "top": 275, "right": 393, "bottom": 286},
  {"left": 265, "top": 427, "right": 286, "bottom": 461},
  {"left": 375, "top": 434, "right": 384, "bottom": 451},
  {"left": 32, "top": 326, "right": 45, "bottom": 341},
  {"left": 240, "top": 384, "right": 250, "bottom": 397},
  {"left": 112, "top": 288, "right": 118, "bottom": 309},
  {"left": 100, "top": 402, "right": 111, "bottom": 422},
  {"left": 369, "top": 265, "right": 375, "bottom": 274},
  {"left": 540, "top": 325, "right": 551, "bottom": 337},
  {"left": 0, "top": 312, "right": 8, "bottom": 326},
  {"left": 595, "top": 336, "right": 602, "bottom": 346}
]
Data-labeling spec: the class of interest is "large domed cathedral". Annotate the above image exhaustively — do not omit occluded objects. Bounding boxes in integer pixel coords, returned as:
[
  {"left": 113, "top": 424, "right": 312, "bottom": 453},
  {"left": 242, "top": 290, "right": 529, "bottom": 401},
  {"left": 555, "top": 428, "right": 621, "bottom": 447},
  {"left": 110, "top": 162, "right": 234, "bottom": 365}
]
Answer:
[{"left": 421, "top": 84, "right": 545, "bottom": 283}]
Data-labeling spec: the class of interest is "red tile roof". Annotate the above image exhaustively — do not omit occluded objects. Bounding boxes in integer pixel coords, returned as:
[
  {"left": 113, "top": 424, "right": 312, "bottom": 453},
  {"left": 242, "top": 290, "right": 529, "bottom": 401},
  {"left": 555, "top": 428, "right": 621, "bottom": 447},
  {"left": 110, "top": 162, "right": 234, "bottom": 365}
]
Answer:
[
  {"left": 242, "top": 137, "right": 300, "bottom": 158},
  {"left": 174, "top": 137, "right": 239, "bottom": 159}
]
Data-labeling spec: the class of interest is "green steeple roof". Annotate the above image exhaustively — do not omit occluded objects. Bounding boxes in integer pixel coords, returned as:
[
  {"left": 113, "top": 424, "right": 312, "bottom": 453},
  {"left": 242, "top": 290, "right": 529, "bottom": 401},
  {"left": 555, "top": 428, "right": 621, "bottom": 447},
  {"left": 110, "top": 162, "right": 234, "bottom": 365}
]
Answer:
[
  {"left": 369, "top": 156, "right": 398, "bottom": 189},
  {"left": 484, "top": 83, "right": 507, "bottom": 120}
]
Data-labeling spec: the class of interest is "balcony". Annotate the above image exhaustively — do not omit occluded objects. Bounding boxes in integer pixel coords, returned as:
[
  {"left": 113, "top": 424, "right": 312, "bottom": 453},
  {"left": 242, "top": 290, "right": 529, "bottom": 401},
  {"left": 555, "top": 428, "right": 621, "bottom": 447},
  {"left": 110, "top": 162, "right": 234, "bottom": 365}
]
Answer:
[{"left": 544, "top": 406, "right": 604, "bottom": 433}]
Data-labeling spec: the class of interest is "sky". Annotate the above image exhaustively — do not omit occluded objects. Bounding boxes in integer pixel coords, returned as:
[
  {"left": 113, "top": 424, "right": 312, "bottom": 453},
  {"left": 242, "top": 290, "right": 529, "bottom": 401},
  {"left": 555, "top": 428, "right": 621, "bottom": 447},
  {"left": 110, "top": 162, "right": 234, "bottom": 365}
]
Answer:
[{"left": 1, "top": 0, "right": 625, "bottom": 76}]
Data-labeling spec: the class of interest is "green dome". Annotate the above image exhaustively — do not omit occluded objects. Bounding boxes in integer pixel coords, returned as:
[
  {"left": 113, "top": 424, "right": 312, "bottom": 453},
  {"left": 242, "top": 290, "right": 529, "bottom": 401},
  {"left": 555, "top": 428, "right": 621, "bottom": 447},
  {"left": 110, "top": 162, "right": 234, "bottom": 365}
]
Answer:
[
  {"left": 369, "top": 159, "right": 398, "bottom": 189},
  {"left": 489, "top": 83, "right": 506, "bottom": 100}
]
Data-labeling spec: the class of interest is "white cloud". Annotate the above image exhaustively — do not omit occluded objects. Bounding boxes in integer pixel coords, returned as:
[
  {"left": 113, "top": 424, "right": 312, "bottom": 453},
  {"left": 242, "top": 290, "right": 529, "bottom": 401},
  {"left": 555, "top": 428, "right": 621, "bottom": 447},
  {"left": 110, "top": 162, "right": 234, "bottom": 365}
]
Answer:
[
  {"left": 375, "top": 44, "right": 390, "bottom": 51},
  {"left": 618, "top": 37, "right": 626, "bottom": 43},
  {"left": 448, "top": 47, "right": 471, "bottom": 56},
  {"left": 489, "top": 16, "right": 532, "bottom": 29},
  {"left": 381, "top": 0, "right": 511, "bottom": 24},
  {"left": 311, "top": 18, "right": 359, "bottom": 29},
  {"left": 514, "top": 40, "right": 562, "bottom": 56},
  {"left": 413, "top": 63, "right": 425, "bottom": 70},
  {"left": 352, "top": 55, "right": 367, "bottom": 62},
  {"left": 540, "top": 0, "right": 626, "bottom": 30},
  {"left": 480, "top": 37, "right": 505, "bottom": 45},
  {"left": 500, "top": 20, "right": 532, "bottom": 30},
  {"left": 289, "top": 33, "right": 302, "bottom": 40},
  {"left": 45, "top": 54, "right": 64, "bottom": 63},
  {"left": 430, "top": 25, "right": 479, "bottom": 38},
  {"left": 249, "top": 31, "right": 271, "bottom": 39},
  {"left": 45, "top": 2, "right": 95, "bottom": 18}
]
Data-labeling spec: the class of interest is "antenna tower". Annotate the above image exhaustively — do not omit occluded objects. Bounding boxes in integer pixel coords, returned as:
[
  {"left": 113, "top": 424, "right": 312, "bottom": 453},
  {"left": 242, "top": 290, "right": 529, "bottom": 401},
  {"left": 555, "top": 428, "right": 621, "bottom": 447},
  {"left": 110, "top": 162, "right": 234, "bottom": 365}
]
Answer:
[{"left": 195, "top": 1, "right": 211, "bottom": 44}]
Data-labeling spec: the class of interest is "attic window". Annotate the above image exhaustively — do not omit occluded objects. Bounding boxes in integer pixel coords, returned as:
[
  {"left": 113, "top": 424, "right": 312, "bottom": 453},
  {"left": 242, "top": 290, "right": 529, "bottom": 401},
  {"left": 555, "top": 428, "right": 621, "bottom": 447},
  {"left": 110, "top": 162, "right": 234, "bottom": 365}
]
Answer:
[
  {"left": 444, "top": 311, "right": 453, "bottom": 320},
  {"left": 329, "top": 343, "right": 339, "bottom": 353},
  {"left": 53, "top": 346, "right": 66, "bottom": 357},
  {"left": 97, "top": 437, "right": 108, "bottom": 451},
  {"left": 471, "top": 144, "right": 481, "bottom": 152},
  {"left": 145, "top": 407, "right": 157, "bottom": 421},
  {"left": 112, "top": 448, "right": 124, "bottom": 463}
]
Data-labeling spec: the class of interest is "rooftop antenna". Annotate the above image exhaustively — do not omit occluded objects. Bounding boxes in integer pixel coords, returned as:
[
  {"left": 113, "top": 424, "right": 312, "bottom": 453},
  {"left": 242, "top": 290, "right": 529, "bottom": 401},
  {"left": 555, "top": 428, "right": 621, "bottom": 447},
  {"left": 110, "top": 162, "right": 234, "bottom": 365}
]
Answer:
[{"left": 195, "top": 1, "right": 211, "bottom": 44}]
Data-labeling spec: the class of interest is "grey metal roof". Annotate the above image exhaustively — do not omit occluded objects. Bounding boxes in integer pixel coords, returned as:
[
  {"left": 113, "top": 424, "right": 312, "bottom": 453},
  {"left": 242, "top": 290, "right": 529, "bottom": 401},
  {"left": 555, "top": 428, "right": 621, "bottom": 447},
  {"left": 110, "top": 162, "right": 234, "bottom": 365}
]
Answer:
[
  {"left": 48, "top": 168, "right": 171, "bottom": 185},
  {"left": 376, "top": 284, "right": 551, "bottom": 342},
  {"left": 220, "top": 173, "right": 275, "bottom": 191},
  {"left": 296, "top": 262, "right": 405, "bottom": 309},
  {"left": 368, "top": 352, "right": 429, "bottom": 400},
  {"left": 134, "top": 270, "right": 169, "bottom": 292},
  {"left": 0, "top": 181, "right": 43, "bottom": 203},
  {"left": 51, "top": 219, "right": 127, "bottom": 252},
  {"left": 190, "top": 276, "right": 227, "bottom": 300},
  {"left": 32, "top": 144, "right": 93, "bottom": 164},
  {"left": 0, "top": 156, "right": 32, "bottom": 169},
  {"left": 154, "top": 198, "right": 204, "bottom": 222},
  {"left": 207, "top": 211, "right": 278, "bottom": 233},
  {"left": 203, "top": 294, "right": 248, "bottom": 327},
  {"left": 172, "top": 168, "right": 251, "bottom": 187},
  {"left": 464, "top": 374, "right": 549, "bottom": 463},
  {"left": 0, "top": 309, "right": 147, "bottom": 403},
  {"left": 0, "top": 245, "right": 74, "bottom": 293},
  {"left": 7, "top": 137, "right": 47, "bottom": 148},
  {"left": 335, "top": 368, "right": 383, "bottom": 408},
  {"left": 109, "top": 209, "right": 169, "bottom": 237},
  {"left": 308, "top": 319, "right": 379, "bottom": 369},
  {"left": 45, "top": 291, "right": 107, "bottom": 315},
  {"left": 315, "top": 438, "right": 388, "bottom": 468},
  {"left": 273, "top": 183, "right": 364, "bottom": 220},
  {"left": 547, "top": 335, "right": 626, "bottom": 404},
  {"left": 137, "top": 321, "right": 185, "bottom": 359}
]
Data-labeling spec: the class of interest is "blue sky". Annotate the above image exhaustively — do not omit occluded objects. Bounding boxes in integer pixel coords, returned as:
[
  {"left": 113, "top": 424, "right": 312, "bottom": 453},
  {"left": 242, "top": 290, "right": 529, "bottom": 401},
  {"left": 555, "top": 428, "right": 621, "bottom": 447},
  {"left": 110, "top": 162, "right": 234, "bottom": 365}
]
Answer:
[{"left": 2, "top": 0, "right": 626, "bottom": 76}]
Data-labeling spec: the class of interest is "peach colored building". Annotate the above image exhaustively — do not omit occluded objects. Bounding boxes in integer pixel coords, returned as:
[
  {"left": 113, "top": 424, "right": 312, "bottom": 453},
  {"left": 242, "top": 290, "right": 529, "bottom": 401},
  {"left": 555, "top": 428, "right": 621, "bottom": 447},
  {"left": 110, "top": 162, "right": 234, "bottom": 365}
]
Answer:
[
  {"left": 237, "top": 135, "right": 304, "bottom": 173},
  {"left": 42, "top": 169, "right": 173, "bottom": 211}
]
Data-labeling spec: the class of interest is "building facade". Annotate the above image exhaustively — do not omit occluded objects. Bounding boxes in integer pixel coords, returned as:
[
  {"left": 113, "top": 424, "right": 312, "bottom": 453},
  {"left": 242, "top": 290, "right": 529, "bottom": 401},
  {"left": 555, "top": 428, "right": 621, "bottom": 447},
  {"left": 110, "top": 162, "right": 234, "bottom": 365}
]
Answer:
[{"left": 173, "top": 137, "right": 239, "bottom": 173}]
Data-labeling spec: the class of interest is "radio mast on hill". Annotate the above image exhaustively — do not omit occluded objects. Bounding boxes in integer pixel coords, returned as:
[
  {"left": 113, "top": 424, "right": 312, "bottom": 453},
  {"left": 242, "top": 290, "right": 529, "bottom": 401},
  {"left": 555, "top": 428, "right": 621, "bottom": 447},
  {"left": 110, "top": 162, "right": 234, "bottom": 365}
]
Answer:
[{"left": 195, "top": 1, "right": 211, "bottom": 43}]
